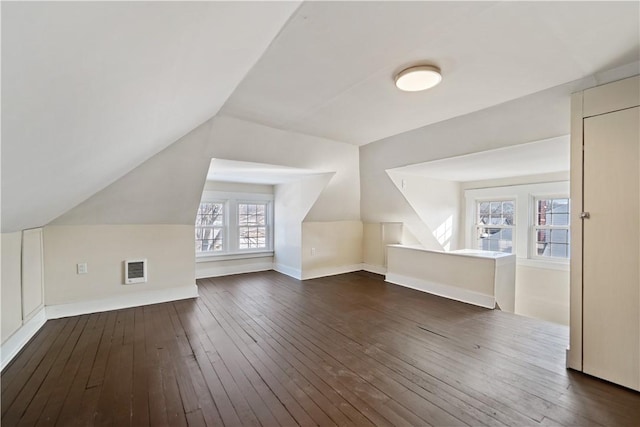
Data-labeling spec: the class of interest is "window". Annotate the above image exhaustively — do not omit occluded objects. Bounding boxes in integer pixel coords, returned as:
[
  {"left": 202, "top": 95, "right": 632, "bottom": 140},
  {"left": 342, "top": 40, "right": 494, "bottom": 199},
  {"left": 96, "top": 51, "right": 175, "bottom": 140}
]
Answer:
[
  {"left": 476, "top": 200, "right": 515, "bottom": 253},
  {"left": 238, "top": 202, "right": 268, "bottom": 249},
  {"left": 195, "top": 202, "right": 225, "bottom": 253},
  {"left": 465, "top": 182, "right": 570, "bottom": 266},
  {"left": 533, "top": 197, "right": 570, "bottom": 259},
  {"left": 196, "top": 191, "right": 273, "bottom": 257}
]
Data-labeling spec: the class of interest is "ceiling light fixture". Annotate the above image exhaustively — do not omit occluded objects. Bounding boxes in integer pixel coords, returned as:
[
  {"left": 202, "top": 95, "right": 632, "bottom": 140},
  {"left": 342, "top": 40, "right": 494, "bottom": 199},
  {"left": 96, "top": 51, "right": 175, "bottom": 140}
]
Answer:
[{"left": 394, "top": 65, "right": 442, "bottom": 92}]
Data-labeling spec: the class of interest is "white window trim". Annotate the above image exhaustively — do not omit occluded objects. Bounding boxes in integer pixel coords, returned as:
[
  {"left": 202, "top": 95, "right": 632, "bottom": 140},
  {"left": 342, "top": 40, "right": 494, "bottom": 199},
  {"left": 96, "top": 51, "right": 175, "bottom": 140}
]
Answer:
[
  {"left": 196, "top": 190, "right": 274, "bottom": 260},
  {"left": 465, "top": 181, "right": 570, "bottom": 268}
]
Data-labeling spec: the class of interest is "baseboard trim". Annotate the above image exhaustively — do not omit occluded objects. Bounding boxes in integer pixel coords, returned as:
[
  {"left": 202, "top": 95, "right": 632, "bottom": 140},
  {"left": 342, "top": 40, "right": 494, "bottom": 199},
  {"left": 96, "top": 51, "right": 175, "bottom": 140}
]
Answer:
[
  {"left": 1, "top": 307, "right": 47, "bottom": 371},
  {"left": 302, "top": 263, "right": 364, "bottom": 280},
  {"left": 196, "top": 262, "right": 273, "bottom": 279},
  {"left": 362, "top": 263, "right": 387, "bottom": 275},
  {"left": 273, "top": 263, "right": 302, "bottom": 280},
  {"left": 385, "top": 273, "right": 495, "bottom": 309},
  {"left": 45, "top": 284, "right": 199, "bottom": 319}
]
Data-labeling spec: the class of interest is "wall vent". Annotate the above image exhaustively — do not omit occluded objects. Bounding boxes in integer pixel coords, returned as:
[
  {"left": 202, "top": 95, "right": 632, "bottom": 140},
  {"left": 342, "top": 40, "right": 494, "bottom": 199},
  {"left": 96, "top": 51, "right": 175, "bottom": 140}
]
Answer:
[{"left": 124, "top": 259, "right": 147, "bottom": 284}]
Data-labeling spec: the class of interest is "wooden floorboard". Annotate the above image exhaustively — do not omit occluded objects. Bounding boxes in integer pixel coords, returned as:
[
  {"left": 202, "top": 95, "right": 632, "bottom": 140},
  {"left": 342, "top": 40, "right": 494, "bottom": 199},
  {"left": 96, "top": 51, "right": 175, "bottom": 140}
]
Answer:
[{"left": 2, "top": 270, "right": 640, "bottom": 426}]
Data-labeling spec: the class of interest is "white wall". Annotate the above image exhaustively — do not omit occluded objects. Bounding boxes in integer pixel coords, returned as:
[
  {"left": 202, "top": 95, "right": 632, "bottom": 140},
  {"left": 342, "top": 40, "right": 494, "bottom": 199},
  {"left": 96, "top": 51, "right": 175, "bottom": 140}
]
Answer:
[
  {"left": 196, "top": 256, "right": 273, "bottom": 279},
  {"left": 359, "top": 81, "right": 574, "bottom": 226},
  {"left": 1, "top": 232, "right": 23, "bottom": 342},
  {"left": 43, "top": 225, "right": 195, "bottom": 307},
  {"left": 386, "top": 245, "right": 512, "bottom": 309},
  {"left": 22, "top": 229, "right": 45, "bottom": 321},
  {"left": 273, "top": 174, "right": 333, "bottom": 278},
  {"left": 210, "top": 115, "right": 361, "bottom": 222},
  {"left": 463, "top": 181, "right": 570, "bottom": 324},
  {"left": 203, "top": 181, "right": 274, "bottom": 194},
  {"left": 362, "top": 222, "right": 404, "bottom": 273},
  {"left": 516, "top": 265, "right": 570, "bottom": 325},
  {"left": 43, "top": 114, "right": 360, "bottom": 306},
  {"left": 461, "top": 171, "right": 570, "bottom": 191},
  {"left": 387, "top": 171, "right": 461, "bottom": 250},
  {"left": 359, "top": 81, "right": 578, "bottom": 273},
  {"left": 301, "top": 221, "right": 363, "bottom": 279},
  {"left": 1, "top": 230, "right": 48, "bottom": 370}
]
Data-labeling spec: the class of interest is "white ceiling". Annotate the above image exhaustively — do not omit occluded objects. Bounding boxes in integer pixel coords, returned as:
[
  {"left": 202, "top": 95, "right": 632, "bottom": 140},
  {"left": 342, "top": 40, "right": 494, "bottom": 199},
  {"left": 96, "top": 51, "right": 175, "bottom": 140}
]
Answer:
[
  {"left": 223, "top": 1, "right": 640, "bottom": 145},
  {"left": 389, "top": 136, "right": 570, "bottom": 182},
  {"left": 2, "top": 1, "right": 639, "bottom": 232},
  {"left": 1, "top": 1, "right": 300, "bottom": 232},
  {"left": 207, "top": 159, "right": 330, "bottom": 185}
]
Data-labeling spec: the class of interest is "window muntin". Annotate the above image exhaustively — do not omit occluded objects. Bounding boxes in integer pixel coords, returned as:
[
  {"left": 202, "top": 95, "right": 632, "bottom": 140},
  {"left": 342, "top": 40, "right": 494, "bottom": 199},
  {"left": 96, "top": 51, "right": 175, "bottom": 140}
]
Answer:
[
  {"left": 238, "top": 202, "right": 268, "bottom": 250},
  {"left": 476, "top": 200, "right": 515, "bottom": 253},
  {"left": 533, "top": 197, "right": 570, "bottom": 259},
  {"left": 195, "top": 202, "right": 225, "bottom": 253}
]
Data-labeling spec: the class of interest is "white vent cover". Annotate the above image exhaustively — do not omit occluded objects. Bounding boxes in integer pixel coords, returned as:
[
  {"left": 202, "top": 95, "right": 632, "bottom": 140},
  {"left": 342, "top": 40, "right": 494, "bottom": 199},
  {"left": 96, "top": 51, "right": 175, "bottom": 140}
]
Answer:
[{"left": 124, "top": 259, "right": 147, "bottom": 284}]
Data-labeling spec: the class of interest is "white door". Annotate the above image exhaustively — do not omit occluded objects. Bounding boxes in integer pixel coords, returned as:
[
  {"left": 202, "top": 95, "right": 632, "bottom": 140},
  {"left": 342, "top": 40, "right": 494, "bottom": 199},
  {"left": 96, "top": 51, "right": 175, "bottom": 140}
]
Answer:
[{"left": 583, "top": 106, "right": 640, "bottom": 390}]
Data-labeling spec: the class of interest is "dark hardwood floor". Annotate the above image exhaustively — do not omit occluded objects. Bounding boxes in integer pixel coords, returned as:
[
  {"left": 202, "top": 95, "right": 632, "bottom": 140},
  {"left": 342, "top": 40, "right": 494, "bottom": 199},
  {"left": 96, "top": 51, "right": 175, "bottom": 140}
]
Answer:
[{"left": 2, "top": 270, "right": 639, "bottom": 426}]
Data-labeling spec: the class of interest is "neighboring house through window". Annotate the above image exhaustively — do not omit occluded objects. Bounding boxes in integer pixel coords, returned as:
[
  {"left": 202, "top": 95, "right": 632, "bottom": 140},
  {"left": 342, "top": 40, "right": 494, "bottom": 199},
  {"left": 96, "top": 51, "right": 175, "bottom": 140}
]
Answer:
[
  {"left": 533, "top": 197, "right": 570, "bottom": 259},
  {"left": 476, "top": 200, "right": 515, "bottom": 253},
  {"left": 465, "top": 181, "right": 570, "bottom": 266}
]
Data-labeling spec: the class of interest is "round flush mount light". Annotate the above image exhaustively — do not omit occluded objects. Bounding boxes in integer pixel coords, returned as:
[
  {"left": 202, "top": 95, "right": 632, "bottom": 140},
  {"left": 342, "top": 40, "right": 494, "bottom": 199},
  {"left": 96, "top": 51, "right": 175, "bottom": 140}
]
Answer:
[{"left": 394, "top": 65, "right": 442, "bottom": 92}]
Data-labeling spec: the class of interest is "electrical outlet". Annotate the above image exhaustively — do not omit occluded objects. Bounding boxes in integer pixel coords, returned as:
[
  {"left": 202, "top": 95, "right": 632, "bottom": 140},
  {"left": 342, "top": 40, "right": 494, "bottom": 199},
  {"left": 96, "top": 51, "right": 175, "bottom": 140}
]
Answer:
[
  {"left": 311, "top": 247, "right": 316, "bottom": 256},
  {"left": 77, "top": 263, "right": 88, "bottom": 274}
]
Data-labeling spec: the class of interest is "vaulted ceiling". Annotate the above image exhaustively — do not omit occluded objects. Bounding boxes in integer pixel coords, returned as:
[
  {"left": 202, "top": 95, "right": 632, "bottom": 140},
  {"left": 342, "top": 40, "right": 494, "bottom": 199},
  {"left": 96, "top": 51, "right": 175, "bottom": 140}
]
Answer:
[
  {"left": 1, "top": 1, "right": 301, "bottom": 231},
  {"left": 2, "top": 1, "right": 639, "bottom": 232}
]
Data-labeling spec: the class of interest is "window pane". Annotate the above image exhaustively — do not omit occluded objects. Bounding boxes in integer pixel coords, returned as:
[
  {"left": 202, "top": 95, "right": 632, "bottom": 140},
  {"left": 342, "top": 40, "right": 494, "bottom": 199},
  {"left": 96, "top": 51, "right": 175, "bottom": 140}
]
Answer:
[
  {"left": 478, "top": 202, "right": 490, "bottom": 222},
  {"left": 238, "top": 203, "right": 267, "bottom": 226},
  {"left": 239, "top": 226, "right": 266, "bottom": 249},
  {"left": 536, "top": 229, "right": 550, "bottom": 256},
  {"left": 196, "top": 203, "right": 224, "bottom": 226},
  {"left": 490, "top": 202, "right": 502, "bottom": 215},
  {"left": 503, "top": 201, "right": 514, "bottom": 225},
  {"left": 550, "top": 243, "right": 569, "bottom": 258},
  {"left": 550, "top": 213, "right": 569, "bottom": 226},
  {"left": 535, "top": 227, "right": 569, "bottom": 259},
  {"left": 551, "top": 198, "right": 569, "bottom": 213},
  {"left": 477, "top": 227, "right": 513, "bottom": 253},
  {"left": 195, "top": 228, "right": 223, "bottom": 252},
  {"left": 550, "top": 229, "right": 569, "bottom": 244},
  {"left": 537, "top": 198, "right": 570, "bottom": 226}
]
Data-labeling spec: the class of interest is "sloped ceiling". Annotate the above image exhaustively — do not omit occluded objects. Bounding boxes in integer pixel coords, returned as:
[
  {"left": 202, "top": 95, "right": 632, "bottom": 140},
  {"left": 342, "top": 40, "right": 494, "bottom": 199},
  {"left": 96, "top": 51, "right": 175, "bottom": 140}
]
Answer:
[
  {"left": 1, "top": 1, "right": 300, "bottom": 232},
  {"left": 2, "top": 1, "right": 639, "bottom": 232},
  {"left": 223, "top": 1, "right": 640, "bottom": 145},
  {"left": 391, "top": 136, "right": 570, "bottom": 182}
]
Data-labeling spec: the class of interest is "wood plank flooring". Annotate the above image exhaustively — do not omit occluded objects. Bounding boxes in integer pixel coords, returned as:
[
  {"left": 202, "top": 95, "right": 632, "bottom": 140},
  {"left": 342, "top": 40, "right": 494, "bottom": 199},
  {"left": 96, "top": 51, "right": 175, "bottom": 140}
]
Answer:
[{"left": 2, "top": 270, "right": 639, "bottom": 426}]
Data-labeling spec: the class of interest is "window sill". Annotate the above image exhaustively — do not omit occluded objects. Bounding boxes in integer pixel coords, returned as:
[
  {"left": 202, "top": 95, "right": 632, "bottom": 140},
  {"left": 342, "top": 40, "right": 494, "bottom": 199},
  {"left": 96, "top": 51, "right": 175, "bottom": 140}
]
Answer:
[
  {"left": 196, "top": 251, "right": 274, "bottom": 263},
  {"left": 517, "top": 257, "right": 569, "bottom": 271}
]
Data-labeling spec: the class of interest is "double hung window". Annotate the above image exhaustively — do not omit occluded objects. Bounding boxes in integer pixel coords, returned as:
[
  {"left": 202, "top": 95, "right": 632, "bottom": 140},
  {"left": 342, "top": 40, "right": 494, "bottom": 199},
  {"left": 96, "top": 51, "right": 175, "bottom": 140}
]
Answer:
[
  {"left": 238, "top": 202, "right": 268, "bottom": 250},
  {"left": 196, "top": 193, "right": 273, "bottom": 256},
  {"left": 466, "top": 182, "right": 570, "bottom": 265},
  {"left": 476, "top": 200, "right": 515, "bottom": 253}
]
